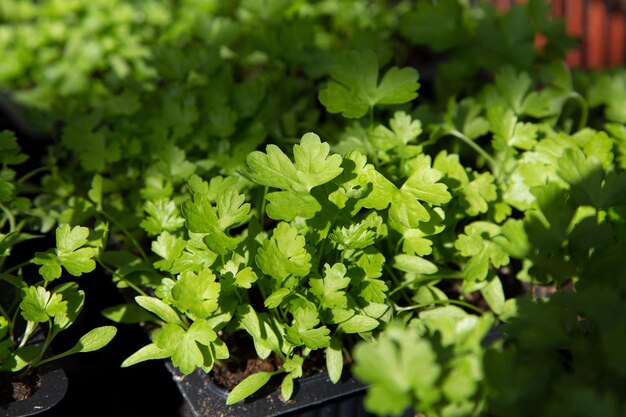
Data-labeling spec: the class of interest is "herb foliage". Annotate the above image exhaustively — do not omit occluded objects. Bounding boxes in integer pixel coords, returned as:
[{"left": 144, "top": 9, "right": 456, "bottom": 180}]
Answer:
[
  {"left": 0, "top": 132, "right": 115, "bottom": 375},
  {"left": 1, "top": 0, "right": 625, "bottom": 416}
]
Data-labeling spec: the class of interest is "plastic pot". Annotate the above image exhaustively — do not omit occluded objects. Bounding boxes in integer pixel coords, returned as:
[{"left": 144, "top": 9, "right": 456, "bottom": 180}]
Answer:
[
  {"left": 167, "top": 363, "right": 393, "bottom": 417},
  {"left": 0, "top": 362, "right": 68, "bottom": 417}
]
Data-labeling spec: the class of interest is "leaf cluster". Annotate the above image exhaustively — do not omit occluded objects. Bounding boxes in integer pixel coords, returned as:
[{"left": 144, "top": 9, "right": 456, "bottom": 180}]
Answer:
[
  {"left": 0, "top": 136, "right": 115, "bottom": 374},
  {"left": 2, "top": 0, "right": 626, "bottom": 416}
]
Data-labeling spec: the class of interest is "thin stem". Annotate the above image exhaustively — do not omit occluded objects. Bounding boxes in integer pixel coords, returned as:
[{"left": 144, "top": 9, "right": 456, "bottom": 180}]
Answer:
[
  {"left": 315, "top": 239, "right": 327, "bottom": 271},
  {"left": 0, "top": 203, "right": 16, "bottom": 233},
  {"left": 389, "top": 278, "right": 420, "bottom": 296},
  {"left": 259, "top": 186, "right": 268, "bottom": 224},
  {"left": 124, "top": 280, "right": 148, "bottom": 297},
  {"left": 18, "top": 166, "right": 50, "bottom": 184},
  {"left": 448, "top": 130, "right": 499, "bottom": 173},
  {"left": 426, "top": 272, "right": 466, "bottom": 280},
  {"left": 3, "top": 260, "right": 32, "bottom": 276},
  {"left": 396, "top": 298, "right": 484, "bottom": 314},
  {"left": 568, "top": 92, "right": 589, "bottom": 132},
  {"left": 383, "top": 264, "right": 413, "bottom": 305},
  {"left": 100, "top": 210, "right": 148, "bottom": 261},
  {"left": 18, "top": 321, "right": 37, "bottom": 349},
  {"left": 31, "top": 320, "right": 55, "bottom": 368},
  {"left": 0, "top": 303, "right": 9, "bottom": 323},
  {"left": 97, "top": 260, "right": 148, "bottom": 296}
]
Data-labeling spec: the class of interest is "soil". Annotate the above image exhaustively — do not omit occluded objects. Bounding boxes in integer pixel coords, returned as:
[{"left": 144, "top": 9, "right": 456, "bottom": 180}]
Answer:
[
  {"left": 0, "top": 372, "right": 40, "bottom": 405},
  {"left": 210, "top": 331, "right": 328, "bottom": 392}
]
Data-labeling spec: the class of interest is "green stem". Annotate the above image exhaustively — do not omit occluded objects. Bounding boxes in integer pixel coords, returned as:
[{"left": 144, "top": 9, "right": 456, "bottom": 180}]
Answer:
[
  {"left": 396, "top": 298, "right": 484, "bottom": 314},
  {"left": 18, "top": 166, "right": 49, "bottom": 184},
  {"left": 3, "top": 260, "right": 32, "bottom": 277},
  {"left": 448, "top": 130, "right": 499, "bottom": 173},
  {"left": 315, "top": 239, "right": 327, "bottom": 271},
  {"left": 0, "top": 303, "right": 8, "bottom": 318},
  {"left": 388, "top": 279, "right": 418, "bottom": 296},
  {"left": 18, "top": 321, "right": 37, "bottom": 349},
  {"left": 383, "top": 264, "right": 413, "bottom": 305},
  {"left": 31, "top": 320, "right": 55, "bottom": 368},
  {"left": 0, "top": 203, "right": 16, "bottom": 233},
  {"left": 97, "top": 260, "right": 148, "bottom": 296},
  {"left": 259, "top": 187, "right": 268, "bottom": 226},
  {"left": 568, "top": 92, "right": 589, "bottom": 132},
  {"left": 100, "top": 210, "right": 148, "bottom": 261},
  {"left": 426, "top": 272, "right": 466, "bottom": 280}
]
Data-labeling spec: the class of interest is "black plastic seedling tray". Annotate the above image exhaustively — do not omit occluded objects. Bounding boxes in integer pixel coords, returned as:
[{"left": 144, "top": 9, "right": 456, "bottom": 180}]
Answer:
[
  {"left": 167, "top": 363, "right": 377, "bottom": 417},
  {"left": 0, "top": 362, "right": 68, "bottom": 417}
]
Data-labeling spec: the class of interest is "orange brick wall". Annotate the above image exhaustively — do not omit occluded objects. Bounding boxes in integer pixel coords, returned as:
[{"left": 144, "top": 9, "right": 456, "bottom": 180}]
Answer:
[{"left": 494, "top": 0, "right": 626, "bottom": 68}]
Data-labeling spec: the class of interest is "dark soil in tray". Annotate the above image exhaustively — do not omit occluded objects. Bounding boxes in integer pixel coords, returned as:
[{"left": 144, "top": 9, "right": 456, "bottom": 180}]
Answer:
[
  {"left": 0, "top": 372, "right": 40, "bottom": 405},
  {"left": 211, "top": 331, "right": 328, "bottom": 393}
]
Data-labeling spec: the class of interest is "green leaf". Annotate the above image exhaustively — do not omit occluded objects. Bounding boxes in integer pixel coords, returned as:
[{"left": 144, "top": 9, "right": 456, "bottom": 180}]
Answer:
[
  {"left": 310, "top": 263, "right": 350, "bottom": 310},
  {"left": 1, "top": 346, "right": 40, "bottom": 372},
  {"left": 339, "top": 314, "right": 379, "bottom": 334},
  {"left": 401, "top": 156, "right": 452, "bottom": 205},
  {"left": 0, "top": 131, "right": 28, "bottom": 166},
  {"left": 102, "top": 303, "right": 156, "bottom": 324},
  {"left": 257, "top": 222, "right": 311, "bottom": 281},
  {"left": 69, "top": 326, "right": 117, "bottom": 353},
  {"left": 442, "top": 356, "right": 480, "bottom": 402},
  {"left": 51, "top": 282, "right": 85, "bottom": 331},
  {"left": 463, "top": 172, "right": 498, "bottom": 216},
  {"left": 237, "top": 305, "right": 281, "bottom": 358},
  {"left": 88, "top": 174, "right": 103, "bottom": 211},
  {"left": 135, "top": 296, "right": 185, "bottom": 327},
  {"left": 335, "top": 151, "right": 397, "bottom": 211},
  {"left": 247, "top": 133, "right": 343, "bottom": 192},
  {"left": 20, "top": 286, "right": 67, "bottom": 323},
  {"left": 488, "top": 106, "right": 538, "bottom": 151},
  {"left": 170, "top": 238, "right": 218, "bottom": 274},
  {"left": 140, "top": 199, "right": 185, "bottom": 236},
  {"left": 182, "top": 193, "right": 240, "bottom": 255},
  {"left": 480, "top": 276, "right": 505, "bottom": 315},
  {"left": 33, "top": 251, "right": 63, "bottom": 281},
  {"left": 264, "top": 287, "right": 291, "bottom": 309},
  {"left": 319, "top": 50, "right": 419, "bottom": 118},
  {"left": 56, "top": 224, "right": 98, "bottom": 275},
  {"left": 281, "top": 373, "right": 294, "bottom": 401},
  {"left": 400, "top": 0, "right": 466, "bottom": 51},
  {"left": 233, "top": 267, "right": 258, "bottom": 289},
  {"left": 121, "top": 343, "right": 170, "bottom": 367},
  {"left": 455, "top": 222, "right": 509, "bottom": 282},
  {"left": 226, "top": 371, "right": 275, "bottom": 405},
  {"left": 402, "top": 229, "right": 434, "bottom": 256},
  {"left": 389, "top": 111, "right": 422, "bottom": 144},
  {"left": 154, "top": 320, "right": 218, "bottom": 374},
  {"left": 299, "top": 327, "right": 331, "bottom": 350},
  {"left": 265, "top": 191, "right": 321, "bottom": 221},
  {"left": 353, "top": 322, "right": 440, "bottom": 416},
  {"left": 34, "top": 225, "right": 98, "bottom": 280},
  {"left": 171, "top": 270, "right": 221, "bottom": 319},
  {"left": 326, "top": 338, "right": 344, "bottom": 384},
  {"left": 215, "top": 188, "right": 251, "bottom": 230},
  {"left": 330, "top": 213, "right": 386, "bottom": 251},
  {"left": 494, "top": 67, "right": 533, "bottom": 114},
  {"left": 0, "top": 316, "right": 7, "bottom": 340},
  {"left": 152, "top": 232, "right": 185, "bottom": 271},
  {"left": 394, "top": 255, "right": 438, "bottom": 275},
  {"left": 286, "top": 298, "right": 331, "bottom": 349}
]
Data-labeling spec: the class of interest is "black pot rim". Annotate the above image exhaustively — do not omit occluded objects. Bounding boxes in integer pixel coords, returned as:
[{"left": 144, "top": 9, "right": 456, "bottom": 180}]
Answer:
[
  {"left": 166, "top": 362, "right": 367, "bottom": 417},
  {"left": 0, "top": 362, "right": 68, "bottom": 417}
]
